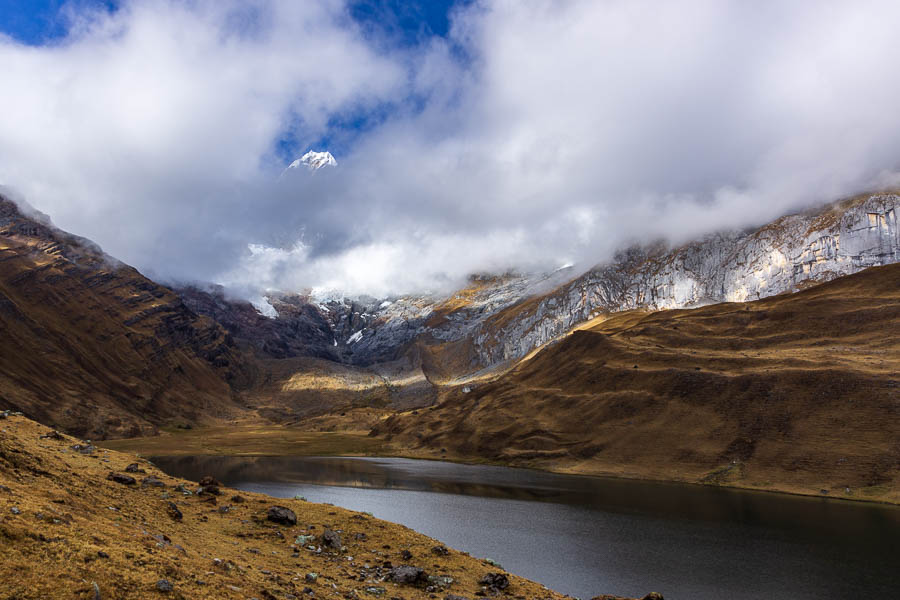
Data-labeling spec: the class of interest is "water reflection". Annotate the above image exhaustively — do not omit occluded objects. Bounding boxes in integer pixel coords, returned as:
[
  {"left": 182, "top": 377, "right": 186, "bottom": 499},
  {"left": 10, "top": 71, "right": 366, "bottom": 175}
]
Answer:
[{"left": 152, "top": 455, "right": 900, "bottom": 600}]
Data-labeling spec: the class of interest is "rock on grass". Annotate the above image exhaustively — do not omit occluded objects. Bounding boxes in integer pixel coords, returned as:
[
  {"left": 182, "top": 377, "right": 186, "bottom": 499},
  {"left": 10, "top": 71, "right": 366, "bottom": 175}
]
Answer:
[
  {"left": 480, "top": 573, "right": 509, "bottom": 590},
  {"left": 321, "top": 529, "right": 341, "bottom": 549},
  {"left": 166, "top": 501, "right": 183, "bottom": 521},
  {"left": 106, "top": 472, "right": 136, "bottom": 485},
  {"left": 389, "top": 565, "right": 427, "bottom": 585},
  {"left": 267, "top": 505, "right": 297, "bottom": 526}
]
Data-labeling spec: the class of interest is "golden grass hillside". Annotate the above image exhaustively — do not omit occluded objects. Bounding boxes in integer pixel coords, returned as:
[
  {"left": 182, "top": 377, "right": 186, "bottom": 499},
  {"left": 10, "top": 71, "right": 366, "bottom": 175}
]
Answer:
[
  {"left": 0, "top": 413, "right": 665, "bottom": 600},
  {"left": 0, "top": 196, "right": 251, "bottom": 439},
  {"left": 375, "top": 263, "right": 900, "bottom": 504}
]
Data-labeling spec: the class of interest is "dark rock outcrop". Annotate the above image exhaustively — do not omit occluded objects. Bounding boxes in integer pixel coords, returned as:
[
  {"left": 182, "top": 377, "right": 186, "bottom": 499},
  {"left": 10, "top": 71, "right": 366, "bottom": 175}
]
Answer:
[
  {"left": 106, "top": 472, "right": 136, "bottom": 485},
  {"left": 388, "top": 565, "right": 427, "bottom": 585}
]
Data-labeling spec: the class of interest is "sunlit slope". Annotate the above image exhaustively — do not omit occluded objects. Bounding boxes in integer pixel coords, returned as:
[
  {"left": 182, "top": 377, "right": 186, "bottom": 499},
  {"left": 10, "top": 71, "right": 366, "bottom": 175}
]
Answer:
[{"left": 375, "top": 263, "right": 900, "bottom": 503}]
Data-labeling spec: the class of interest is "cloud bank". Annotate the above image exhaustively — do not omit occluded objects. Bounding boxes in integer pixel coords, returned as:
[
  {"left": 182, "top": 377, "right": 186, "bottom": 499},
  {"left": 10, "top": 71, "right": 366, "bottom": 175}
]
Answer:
[{"left": 3, "top": 0, "right": 900, "bottom": 299}]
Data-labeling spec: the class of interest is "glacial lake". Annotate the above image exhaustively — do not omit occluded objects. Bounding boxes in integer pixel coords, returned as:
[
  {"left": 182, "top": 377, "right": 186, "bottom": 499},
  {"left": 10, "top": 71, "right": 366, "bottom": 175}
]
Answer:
[{"left": 152, "top": 456, "right": 900, "bottom": 600}]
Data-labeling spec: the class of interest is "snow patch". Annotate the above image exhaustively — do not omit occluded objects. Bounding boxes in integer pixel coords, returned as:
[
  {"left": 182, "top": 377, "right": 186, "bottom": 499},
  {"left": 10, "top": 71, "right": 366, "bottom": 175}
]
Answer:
[
  {"left": 347, "top": 330, "right": 364, "bottom": 345},
  {"left": 287, "top": 150, "right": 337, "bottom": 172},
  {"left": 250, "top": 295, "right": 277, "bottom": 318}
]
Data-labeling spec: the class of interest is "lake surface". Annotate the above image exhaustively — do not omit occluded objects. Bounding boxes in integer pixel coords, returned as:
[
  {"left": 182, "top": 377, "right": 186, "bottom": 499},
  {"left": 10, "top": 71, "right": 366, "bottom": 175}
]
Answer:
[{"left": 152, "top": 455, "right": 900, "bottom": 600}]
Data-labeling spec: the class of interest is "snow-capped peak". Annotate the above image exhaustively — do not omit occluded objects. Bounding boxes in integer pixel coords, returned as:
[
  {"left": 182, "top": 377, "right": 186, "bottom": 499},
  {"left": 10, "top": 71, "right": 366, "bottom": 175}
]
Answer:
[{"left": 287, "top": 150, "right": 337, "bottom": 172}]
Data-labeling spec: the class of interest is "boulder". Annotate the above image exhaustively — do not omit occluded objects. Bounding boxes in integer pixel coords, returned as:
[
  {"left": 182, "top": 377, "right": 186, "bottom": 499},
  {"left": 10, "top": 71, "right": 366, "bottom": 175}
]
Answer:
[
  {"left": 479, "top": 573, "right": 509, "bottom": 591},
  {"left": 388, "top": 565, "right": 426, "bottom": 585},
  {"left": 166, "top": 501, "right": 183, "bottom": 521},
  {"left": 321, "top": 529, "right": 342, "bottom": 549},
  {"left": 106, "top": 472, "right": 136, "bottom": 485},
  {"left": 267, "top": 505, "right": 297, "bottom": 526}
]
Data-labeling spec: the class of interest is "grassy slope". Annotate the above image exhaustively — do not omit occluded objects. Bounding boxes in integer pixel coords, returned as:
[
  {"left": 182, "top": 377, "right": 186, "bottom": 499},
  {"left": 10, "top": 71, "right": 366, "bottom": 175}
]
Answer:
[
  {"left": 376, "top": 263, "right": 900, "bottom": 504},
  {"left": 0, "top": 198, "right": 250, "bottom": 439},
  {"left": 1, "top": 414, "right": 636, "bottom": 600}
]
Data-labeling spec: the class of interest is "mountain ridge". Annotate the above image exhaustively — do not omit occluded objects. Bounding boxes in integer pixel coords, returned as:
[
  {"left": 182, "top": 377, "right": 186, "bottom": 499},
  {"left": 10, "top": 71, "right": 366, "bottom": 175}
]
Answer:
[
  {"left": 2, "top": 189, "right": 899, "bottom": 446},
  {"left": 0, "top": 194, "right": 252, "bottom": 439},
  {"left": 178, "top": 191, "right": 900, "bottom": 385}
]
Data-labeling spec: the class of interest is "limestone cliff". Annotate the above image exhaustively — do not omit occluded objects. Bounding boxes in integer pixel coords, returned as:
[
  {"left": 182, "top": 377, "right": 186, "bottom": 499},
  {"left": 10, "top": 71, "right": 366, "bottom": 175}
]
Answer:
[
  {"left": 183, "top": 192, "right": 900, "bottom": 381},
  {"left": 472, "top": 193, "right": 899, "bottom": 365}
]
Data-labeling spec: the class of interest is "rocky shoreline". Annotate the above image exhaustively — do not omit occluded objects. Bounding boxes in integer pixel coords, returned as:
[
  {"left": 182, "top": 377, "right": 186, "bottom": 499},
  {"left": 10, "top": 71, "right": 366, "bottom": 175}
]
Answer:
[{"left": 0, "top": 413, "right": 661, "bottom": 600}]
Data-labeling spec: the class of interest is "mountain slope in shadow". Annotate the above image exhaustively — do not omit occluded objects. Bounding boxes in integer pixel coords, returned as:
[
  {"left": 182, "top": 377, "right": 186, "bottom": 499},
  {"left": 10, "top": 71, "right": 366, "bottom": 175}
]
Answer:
[{"left": 0, "top": 194, "right": 251, "bottom": 439}]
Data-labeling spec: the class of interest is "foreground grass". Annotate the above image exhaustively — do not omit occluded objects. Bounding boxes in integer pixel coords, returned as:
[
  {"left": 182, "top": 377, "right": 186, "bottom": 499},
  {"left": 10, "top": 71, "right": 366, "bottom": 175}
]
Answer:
[{"left": 4, "top": 414, "right": 627, "bottom": 600}]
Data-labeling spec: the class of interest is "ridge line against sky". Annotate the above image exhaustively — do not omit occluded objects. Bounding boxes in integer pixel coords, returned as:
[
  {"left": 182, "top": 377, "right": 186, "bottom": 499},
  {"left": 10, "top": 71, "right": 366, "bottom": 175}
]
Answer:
[{"left": 2, "top": 0, "right": 900, "bottom": 302}]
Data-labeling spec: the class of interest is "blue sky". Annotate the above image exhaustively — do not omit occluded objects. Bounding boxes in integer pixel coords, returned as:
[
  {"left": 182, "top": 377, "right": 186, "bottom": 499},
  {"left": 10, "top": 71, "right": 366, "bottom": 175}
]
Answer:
[
  {"left": 0, "top": 0, "right": 465, "bottom": 162},
  {"left": 0, "top": 0, "right": 461, "bottom": 46},
  {"left": 0, "top": 0, "right": 114, "bottom": 44}
]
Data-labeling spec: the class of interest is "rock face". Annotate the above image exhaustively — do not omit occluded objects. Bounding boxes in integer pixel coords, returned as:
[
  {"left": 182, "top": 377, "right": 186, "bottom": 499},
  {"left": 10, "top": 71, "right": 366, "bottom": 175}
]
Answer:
[
  {"left": 180, "top": 271, "right": 575, "bottom": 373},
  {"left": 179, "top": 286, "right": 343, "bottom": 362},
  {"left": 180, "top": 192, "right": 900, "bottom": 382},
  {"left": 0, "top": 194, "right": 250, "bottom": 439},
  {"left": 472, "top": 193, "right": 900, "bottom": 366}
]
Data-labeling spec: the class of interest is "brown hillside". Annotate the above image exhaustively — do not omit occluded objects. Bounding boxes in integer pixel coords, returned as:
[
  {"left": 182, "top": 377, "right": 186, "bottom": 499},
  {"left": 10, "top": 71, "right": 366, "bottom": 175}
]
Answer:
[
  {"left": 375, "top": 263, "right": 900, "bottom": 503},
  {"left": 0, "top": 413, "right": 650, "bottom": 600},
  {"left": 0, "top": 195, "right": 250, "bottom": 439}
]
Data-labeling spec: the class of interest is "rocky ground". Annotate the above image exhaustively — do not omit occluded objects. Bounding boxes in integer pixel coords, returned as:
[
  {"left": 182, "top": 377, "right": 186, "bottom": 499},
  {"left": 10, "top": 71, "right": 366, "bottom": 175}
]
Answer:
[{"left": 0, "top": 413, "right": 664, "bottom": 600}]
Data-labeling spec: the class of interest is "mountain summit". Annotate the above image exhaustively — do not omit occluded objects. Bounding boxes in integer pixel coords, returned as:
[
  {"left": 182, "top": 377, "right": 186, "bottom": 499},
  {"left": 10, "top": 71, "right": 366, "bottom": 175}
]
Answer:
[{"left": 287, "top": 150, "right": 337, "bottom": 171}]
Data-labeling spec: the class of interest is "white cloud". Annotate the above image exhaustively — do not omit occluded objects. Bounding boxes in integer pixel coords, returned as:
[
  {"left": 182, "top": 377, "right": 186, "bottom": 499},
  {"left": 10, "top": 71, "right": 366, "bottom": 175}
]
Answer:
[{"left": 3, "top": 0, "right": 900, "bottom": 299}]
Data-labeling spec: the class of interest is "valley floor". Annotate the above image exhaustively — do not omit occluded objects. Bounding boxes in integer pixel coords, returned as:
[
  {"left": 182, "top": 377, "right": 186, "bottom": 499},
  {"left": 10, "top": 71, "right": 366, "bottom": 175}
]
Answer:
[
  {"left": 100, "top": 415, "right": 900, "bottom": 507},
  {"left": 104, "top": 264, "right": 900, "bottom": 507}
]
